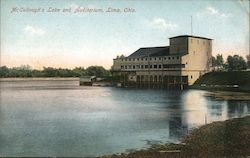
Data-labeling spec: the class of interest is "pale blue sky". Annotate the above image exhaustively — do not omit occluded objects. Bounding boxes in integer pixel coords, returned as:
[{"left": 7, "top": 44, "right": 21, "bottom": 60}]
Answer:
[{"left": 1, "top": 0, "right": 249, "bottom": 69}]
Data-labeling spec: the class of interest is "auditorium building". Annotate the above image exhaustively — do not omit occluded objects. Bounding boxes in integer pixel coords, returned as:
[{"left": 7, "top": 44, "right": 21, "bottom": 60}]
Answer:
[{"left": 111, "top": 35, "right": 212, "bottom": 89}]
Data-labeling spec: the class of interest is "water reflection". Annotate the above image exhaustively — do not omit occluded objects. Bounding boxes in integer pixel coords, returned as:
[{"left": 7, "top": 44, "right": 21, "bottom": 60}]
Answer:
[{"left": 227, "top": 100, "right": 250, "bottom": 118}]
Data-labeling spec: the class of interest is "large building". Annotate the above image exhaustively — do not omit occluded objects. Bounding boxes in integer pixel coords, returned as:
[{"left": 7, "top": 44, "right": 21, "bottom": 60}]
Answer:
[{"left": 112, "top": 35, "right": 212, "bottom": 89}]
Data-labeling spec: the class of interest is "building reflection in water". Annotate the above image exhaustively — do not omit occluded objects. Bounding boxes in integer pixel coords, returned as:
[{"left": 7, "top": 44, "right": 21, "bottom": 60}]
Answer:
[
  {"left": 180, "top": 90, "right": 250, "bottom": 130},
  {"left": 181, "top": 90, "right": 209, "bottom": 129}
]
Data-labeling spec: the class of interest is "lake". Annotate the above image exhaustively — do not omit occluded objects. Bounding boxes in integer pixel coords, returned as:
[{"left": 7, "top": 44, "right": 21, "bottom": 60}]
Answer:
[{"left": 0, "top": 79, "right": 249, "bottom": 157}]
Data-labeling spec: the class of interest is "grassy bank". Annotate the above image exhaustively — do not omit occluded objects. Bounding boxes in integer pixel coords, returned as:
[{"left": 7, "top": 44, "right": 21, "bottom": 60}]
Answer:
[
  {"left": 102, "top": 115, "right": 250, "bottom": 158},
  {"left": 191, "top": 71, "right": 250, "bottom": 92}
]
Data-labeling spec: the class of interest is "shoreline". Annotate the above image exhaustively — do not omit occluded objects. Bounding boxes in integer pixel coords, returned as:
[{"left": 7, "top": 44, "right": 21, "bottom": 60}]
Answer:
[
  {"left": 0, "top": 77, "right": 79, "bottom": 81},
  {"left": 102, "top": 115, "right": 250, "bottom": 158}
]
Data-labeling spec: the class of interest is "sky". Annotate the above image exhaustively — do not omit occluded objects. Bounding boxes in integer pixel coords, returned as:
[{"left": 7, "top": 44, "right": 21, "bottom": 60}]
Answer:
[{"left": 1, "top": 0, "right": 249, "bottom": 69}]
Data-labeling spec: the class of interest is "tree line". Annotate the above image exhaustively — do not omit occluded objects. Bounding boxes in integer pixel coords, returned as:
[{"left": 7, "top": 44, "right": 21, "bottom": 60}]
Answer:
[
  {"left": 0, "top": 65, "right": 110, "bottom": 78},
  {"left": 212, "top": 54, "right": 250, "bottom": 71}
]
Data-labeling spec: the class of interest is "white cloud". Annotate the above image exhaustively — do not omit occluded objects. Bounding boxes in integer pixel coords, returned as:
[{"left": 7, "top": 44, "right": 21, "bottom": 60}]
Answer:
[
  {"left": 147, "top": 18, "right": 178, "bottom": 31},
  {"left": 23, "top": 25, "right": 45, "bottom": 36},
  {"left": 196, "top": 6, "right": 231, "bottom": 18}
]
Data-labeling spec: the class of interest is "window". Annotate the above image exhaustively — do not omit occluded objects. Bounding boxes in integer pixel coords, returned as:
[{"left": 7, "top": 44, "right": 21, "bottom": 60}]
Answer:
[
  {"left": 141, "top": 58, "right": 143, "bottom": 61},
  {"left": 145, "top": 65, "right": 148, "bottom": 68},
  {"left": 154, "top": 58, "right": 157, "bottom": 60},
  {"left": 129, "top": 58, "right": 131, "bottom": 61},
  {"left": 149, "top": 58, "right": 152, "bottom": 61},
  {"left": 133, "top": 58, "right": 135, "bottom": 61},
  {"left": 164, "top": 57, "right": 167, "bottom": 60},
  {"left": 136, "top": 65, "right": 140, "bottom": 69},
  {"left": 191, "top": 75, "right": 193, "bottom": 79},
  {"left": 141, "top": 65, "right": 144, "bottom": 69},
  {"left": 159, "top": 64, "right": 162, "bottom": 68},
  {"left": 172, "top": 57, "right": 174, "bottom": 59},
  {"left": 133, "top": 65, "right": 135, "bottom": 69},
  {"left": 150, "top": 65, "right": 153, "bottom": 69},
  {"left": 125, "top": 65, "right": 127, "bottom": 69},
  {"left": 163, "top": 64, "right": 185, "bottom": 68},
  {"left": 168, "top": 57, "right": 171, "bottom": 60},
  {"left": 177, "top": 56, "right": 179, "bottom": 59},
  {"left": 121, "top": 66, "right": 124, "bottom": 69},
  {"left": 128, "top": 65, "right": 132, "bottom": 69},
  {"left": 125, "top": 59, "right": 127, "bottom": 61},
  {"left": 137, "top": 58, "right": 139, "bottom": 61},
  {"left": 159, "top": 57, "right": 161, "bottom": 60},
  {"left": 145, "top": 58, "right": 148, "bottom": 61},
  {"left": 154, "top": 65, "right": 157, "bottom": 68}
]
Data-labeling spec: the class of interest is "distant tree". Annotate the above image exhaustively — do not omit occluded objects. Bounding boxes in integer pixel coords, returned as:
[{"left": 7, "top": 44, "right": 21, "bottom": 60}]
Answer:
[
  {"left": 18, "top": 65, "right": 32, "bottom": 71},
  {"left": 0, "top": 66, "right": 9, "bottom": 77},
  {"left": 216, "top": 54, "right": 224, "bottom": 66},
  {"left": 85, "top": 66, "right": 110, "bottom": 77},
  {"left": 226, "top": 55, "right": 247, "bottom": 71},
  {"left": 72, "top": 67, "right": 85, "bottom": 77},
  {"left": 246, "top": 55, "right": 250, "bottom": 68},
  {"left": 212, "top": 56, "right": 217, "bottom": 67},
  {"left": 42, "top": 67, "right": 59, "bottom": 77},
  {"left": 0, "top": 65, "right": 110, "bottom": 78},
  {"left": 212, "top": 54, "right": 224, "bottom": 67}
]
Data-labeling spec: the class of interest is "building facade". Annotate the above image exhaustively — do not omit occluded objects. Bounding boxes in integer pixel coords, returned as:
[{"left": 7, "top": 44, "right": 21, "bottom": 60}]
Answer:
[{"left": 112, "top": 35, "right": 212, "bottom": 89}]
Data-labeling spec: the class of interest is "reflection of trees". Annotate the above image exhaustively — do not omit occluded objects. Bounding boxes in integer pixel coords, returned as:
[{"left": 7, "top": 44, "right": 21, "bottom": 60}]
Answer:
[
  {"left": 210, "top": 103, "right": 223, "bottom": 117},
  {"left": 227, "top": 100, "right": 250, "bottom": 118}
]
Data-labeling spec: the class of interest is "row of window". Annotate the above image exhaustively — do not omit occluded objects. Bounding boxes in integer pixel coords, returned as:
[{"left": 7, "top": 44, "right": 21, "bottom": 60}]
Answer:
[
  {"left": 121, "top": 64, "right": 185, "bottom": 69},
  {"left": 134, "top": 75, "right": 189, "bottom": 82},
  {"left": 121, "top": 56, "right": 180, "bottom": 62}
]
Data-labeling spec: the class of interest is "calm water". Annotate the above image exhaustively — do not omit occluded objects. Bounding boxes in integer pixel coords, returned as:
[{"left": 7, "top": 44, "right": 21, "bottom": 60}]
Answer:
[{"left": 0, "top": 80, "right": 249, "bottom": 157}]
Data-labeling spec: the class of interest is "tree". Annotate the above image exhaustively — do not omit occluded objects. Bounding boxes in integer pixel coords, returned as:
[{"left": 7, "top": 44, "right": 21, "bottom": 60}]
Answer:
[
  {"left": 212, "top": 56, "right": 216, "bottom": 67},
  {"left": 42, "top": 67, "right": 59, "bottom": 77},
  {"left": 226, "top": 55, "right": 247, "bottom": 71},
  {"left": 0, "top": 66, "right": 9, "bottom": 77},
  {"left": 246, "top": 55, "right": 250, "bottom": 68},
  {"left": 72, "top": 67, "right": 85, "bottom": 77},
  {"left": 85, "top": 66, "right": 110, "bottom": 77},
  {"left": 212, "top": 54, "right": 224, "bottom": 67},
  {"left": 216, "top": 54, "right": 224, "bottom": 66}
]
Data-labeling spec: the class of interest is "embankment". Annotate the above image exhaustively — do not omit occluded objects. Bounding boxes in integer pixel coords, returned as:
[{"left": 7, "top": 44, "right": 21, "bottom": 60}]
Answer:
[
  {"left": 102, "top": 115, "right": 250, "bottom": 158},
  {"left": 191, "top": 71, "right": 250, "bottom": 92}
]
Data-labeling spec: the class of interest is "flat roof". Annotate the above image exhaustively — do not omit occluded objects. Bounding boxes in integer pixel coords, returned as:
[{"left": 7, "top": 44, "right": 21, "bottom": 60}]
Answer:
[{"left": 169, "top": 35, "right": 213, "bottom": 40}]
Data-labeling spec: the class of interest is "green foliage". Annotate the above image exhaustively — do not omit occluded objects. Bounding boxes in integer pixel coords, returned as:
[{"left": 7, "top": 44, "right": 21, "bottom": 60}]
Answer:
[
  {"left": 226, "top": 55, "right": 247, "bottom": 71},
  {"left": 212, "top": 54, "right": 224, "bottom": 67},
  {"left": 85, "top": 66, "right": 110, "bottom": 77},
  {"left": 0, "top": 65, "right": 110, "bottom": 78},
  {"left": 212, "top": 56, "right": 216, "bottom": 67},
  {"left": 246, "top": 55, "right": 250, "bottom": 68},
  {"left": 195, "top": 71, "right": 250, "bottom": 85}
]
